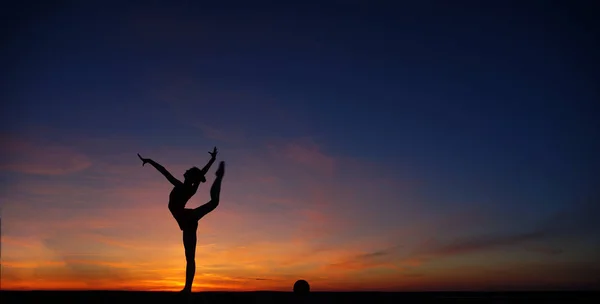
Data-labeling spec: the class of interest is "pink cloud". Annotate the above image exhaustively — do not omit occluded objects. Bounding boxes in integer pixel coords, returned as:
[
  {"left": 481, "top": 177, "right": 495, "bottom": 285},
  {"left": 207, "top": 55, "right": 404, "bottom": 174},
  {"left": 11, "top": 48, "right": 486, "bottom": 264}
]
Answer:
[
  {"left": 270, "top": 137, "right": 336, "bottom": 176},
  {"left": 400, "top": 257, "right": 429, "bottom": 268},
  {"left": 0, "top": 135, "right": 91, "bottom": 175},
  {"left": 1, "top": 236, "right": 41, "bottom": 249},
  {"left": 2, "top": 206, "right": 120, "bottom": 237},
  {"left": 286, "top": 208, "right": 348, "bottom": 245},
  {"left": 197, "top": 124, "right": 248, "bottom": 145},
  {"left": 324, "top": 259, "right": 399, "bottom": 272}
]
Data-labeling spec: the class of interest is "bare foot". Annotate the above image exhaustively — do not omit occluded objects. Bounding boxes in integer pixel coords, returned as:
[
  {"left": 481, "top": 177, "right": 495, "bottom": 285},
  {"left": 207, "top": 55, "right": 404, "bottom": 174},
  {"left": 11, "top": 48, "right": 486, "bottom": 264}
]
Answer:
[{"left": 178, "top": 289, "right": 192, "bottom": 304}]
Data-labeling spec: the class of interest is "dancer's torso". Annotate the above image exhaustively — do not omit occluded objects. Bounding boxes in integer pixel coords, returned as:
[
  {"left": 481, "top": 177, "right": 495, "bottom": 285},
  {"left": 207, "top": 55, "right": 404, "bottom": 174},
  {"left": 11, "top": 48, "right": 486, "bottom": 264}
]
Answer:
[{"left": 168, "top": 185, "right": 194, "bottom": 213}]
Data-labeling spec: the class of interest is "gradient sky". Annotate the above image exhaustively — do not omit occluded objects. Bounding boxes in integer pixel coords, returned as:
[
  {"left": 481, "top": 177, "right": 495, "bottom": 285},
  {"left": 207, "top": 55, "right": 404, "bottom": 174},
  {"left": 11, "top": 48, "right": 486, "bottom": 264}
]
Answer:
[{"left": 1, "top": 1, "right": 599, "bottom": 292}]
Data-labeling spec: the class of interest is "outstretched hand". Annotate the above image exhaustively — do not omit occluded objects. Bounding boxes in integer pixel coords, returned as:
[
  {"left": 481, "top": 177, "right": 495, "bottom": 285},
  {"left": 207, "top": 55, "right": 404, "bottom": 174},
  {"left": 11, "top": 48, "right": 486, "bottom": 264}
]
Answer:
[
  {"left": 137, "top": 153, "right": 150, "bottom": 166},
  {"left": 209, "top": 147, "right": 218, "bottom": 158}
]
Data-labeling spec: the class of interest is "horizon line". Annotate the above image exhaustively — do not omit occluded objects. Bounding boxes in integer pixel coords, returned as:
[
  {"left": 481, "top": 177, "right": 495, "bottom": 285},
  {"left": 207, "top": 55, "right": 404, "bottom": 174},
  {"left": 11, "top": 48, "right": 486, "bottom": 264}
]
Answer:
[{"left": 2, "top": 289, "right": 598, "bottom": 293}]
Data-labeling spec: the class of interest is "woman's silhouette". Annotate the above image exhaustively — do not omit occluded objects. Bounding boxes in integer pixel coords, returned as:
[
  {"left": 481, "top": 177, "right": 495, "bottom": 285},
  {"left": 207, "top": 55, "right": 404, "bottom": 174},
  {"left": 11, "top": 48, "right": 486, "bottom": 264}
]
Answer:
[{"left": 137, "top": 147, "right": 225, "bottom": 293}]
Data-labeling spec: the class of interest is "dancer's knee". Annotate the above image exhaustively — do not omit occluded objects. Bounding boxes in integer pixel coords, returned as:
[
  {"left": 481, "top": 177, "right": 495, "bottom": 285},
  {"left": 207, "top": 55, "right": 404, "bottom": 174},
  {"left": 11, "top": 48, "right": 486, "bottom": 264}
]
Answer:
[
  {"left": 206, "top": 200, "right": 219, "bottom": 214},
  {"left": 207, "top": 198, "right": 219, "bottom": 209}
]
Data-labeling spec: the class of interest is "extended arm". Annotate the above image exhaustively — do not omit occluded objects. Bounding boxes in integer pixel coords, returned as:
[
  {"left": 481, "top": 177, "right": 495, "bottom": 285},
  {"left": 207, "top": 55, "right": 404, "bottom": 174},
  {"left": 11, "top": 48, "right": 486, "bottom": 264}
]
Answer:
[
  {"left": 200, "top": 156, "right": 216, "bottom": 175},
  {"left": 138, "top": 154, "right": 182, "bottom": 186},
  {"left": 200, "top": 147, "right": 218, "bottom": 175},
  {"left": 190, "top": 151, "right": 212, "bottom": 193}
]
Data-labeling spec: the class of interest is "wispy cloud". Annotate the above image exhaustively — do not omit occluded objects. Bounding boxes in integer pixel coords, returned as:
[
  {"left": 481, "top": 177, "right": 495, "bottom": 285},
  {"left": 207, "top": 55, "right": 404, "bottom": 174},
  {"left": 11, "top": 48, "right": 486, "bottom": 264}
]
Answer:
[
  {"left": 324, "top": 249, "right": 400, "bottom": 272},
  {"left": 276, "top": 137, "right": 336, "bottom": 176},
  {"left": 0, "top": 135, "right": 91, "bottom": 175},
  {"left": 318, "top": 211, "right": 581, "bottom": 275},
  {"left": 415, "top": 231, "right": 549, "bottom": 258}
]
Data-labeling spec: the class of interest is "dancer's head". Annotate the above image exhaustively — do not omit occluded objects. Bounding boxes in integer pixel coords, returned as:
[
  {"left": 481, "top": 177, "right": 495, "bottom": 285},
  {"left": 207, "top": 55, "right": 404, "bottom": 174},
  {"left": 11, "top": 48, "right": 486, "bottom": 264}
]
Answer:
[{"left": 184, "top": 167, "right": 206, "bottom": 184}]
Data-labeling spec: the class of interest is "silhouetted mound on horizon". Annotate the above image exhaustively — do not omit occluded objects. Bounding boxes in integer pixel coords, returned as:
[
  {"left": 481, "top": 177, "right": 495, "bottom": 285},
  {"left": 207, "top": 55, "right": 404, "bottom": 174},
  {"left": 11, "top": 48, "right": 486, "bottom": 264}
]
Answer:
[
  {"left": 1, "top": 290, "right": 598, "bottom": 304},
  {"left": 293, "top": 279, "right": 310, "bottom": 294}
]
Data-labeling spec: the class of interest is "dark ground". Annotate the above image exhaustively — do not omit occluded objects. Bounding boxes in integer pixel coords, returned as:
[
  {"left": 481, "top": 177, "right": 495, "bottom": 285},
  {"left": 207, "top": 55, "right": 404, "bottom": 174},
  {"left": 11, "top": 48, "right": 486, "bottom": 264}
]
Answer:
[{"left": 1, "top": 291, "right": 599, "bottom": 304}]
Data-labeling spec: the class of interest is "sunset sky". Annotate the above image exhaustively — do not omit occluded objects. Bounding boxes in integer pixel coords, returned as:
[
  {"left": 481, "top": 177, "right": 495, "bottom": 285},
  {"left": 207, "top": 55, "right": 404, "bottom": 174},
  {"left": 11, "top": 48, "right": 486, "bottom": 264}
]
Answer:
[{"left": 1, "top": 1, "right": 599, "bottom": 292}]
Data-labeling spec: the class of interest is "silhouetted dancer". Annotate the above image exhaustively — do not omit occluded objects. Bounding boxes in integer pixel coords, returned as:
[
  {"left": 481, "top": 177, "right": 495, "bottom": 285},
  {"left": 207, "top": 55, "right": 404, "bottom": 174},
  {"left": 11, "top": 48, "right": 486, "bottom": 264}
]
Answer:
[{"left": 137, "top": 148, "right": 225, "bottom": 294}]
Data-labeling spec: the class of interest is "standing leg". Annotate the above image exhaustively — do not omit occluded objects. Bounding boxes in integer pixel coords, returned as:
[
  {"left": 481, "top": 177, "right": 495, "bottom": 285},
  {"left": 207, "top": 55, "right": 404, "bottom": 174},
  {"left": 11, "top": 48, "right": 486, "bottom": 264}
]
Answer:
[{"left": 182, "top": 226, "right": 197, "bottom": 293}]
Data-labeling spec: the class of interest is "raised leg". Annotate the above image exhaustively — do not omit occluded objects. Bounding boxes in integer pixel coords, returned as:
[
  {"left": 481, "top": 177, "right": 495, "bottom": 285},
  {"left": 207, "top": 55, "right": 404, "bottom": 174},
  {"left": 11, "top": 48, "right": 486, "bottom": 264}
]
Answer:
[{"left": 192, "top": 161, "right": 225, "bottom": 221}]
